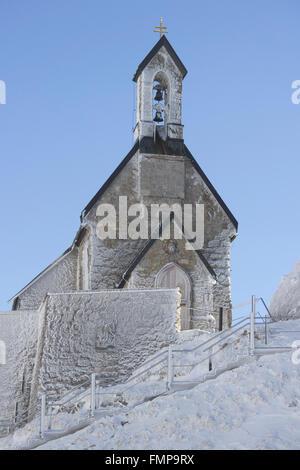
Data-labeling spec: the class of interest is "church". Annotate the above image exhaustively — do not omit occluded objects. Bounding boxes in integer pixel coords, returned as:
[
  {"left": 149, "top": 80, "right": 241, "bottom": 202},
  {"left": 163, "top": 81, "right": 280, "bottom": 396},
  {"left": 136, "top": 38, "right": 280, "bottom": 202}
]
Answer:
[
  {"left": 10, "top": 34, "right": 238, "bottom": 327},
  {"left": 0, "top": 32, "right": 238, "bottom": 420}
]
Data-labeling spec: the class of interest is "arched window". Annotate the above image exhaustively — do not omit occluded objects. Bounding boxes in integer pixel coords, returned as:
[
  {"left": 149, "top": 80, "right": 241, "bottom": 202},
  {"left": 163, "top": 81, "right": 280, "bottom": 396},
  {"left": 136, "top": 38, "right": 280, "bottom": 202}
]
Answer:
[{"left": 0, "top": 340, "right": 6, "bottom": 365}]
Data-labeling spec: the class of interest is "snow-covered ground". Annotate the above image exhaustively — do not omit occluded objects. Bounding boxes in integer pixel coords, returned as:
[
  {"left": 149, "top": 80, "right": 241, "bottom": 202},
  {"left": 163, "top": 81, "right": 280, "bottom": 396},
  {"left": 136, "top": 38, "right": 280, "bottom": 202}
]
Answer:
[{"left": 1, "top": 318, "right": 300, "bottom": 450}]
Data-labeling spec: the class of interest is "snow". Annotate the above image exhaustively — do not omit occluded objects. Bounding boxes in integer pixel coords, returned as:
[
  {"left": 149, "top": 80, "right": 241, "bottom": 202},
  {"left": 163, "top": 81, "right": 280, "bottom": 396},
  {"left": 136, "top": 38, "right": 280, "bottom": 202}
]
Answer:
[
  {"left": 1, "top": 318, "right": 300, "bottom": 450},
  {"left": 270, "top": 258, "right": 300, "bottom": 320}
]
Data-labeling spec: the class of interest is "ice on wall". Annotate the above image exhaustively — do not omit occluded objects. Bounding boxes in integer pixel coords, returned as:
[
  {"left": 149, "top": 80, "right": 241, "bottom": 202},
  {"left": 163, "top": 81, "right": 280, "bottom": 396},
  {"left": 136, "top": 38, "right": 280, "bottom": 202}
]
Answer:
[
  {"left": 2, "top": 318, "right": 300, "bottom": 450},
  {"left": 0, "top": 310, "right": 39, "bottom": 421},
  {"left": 270, "top": 258, "right": 300, "bottom": 320}
]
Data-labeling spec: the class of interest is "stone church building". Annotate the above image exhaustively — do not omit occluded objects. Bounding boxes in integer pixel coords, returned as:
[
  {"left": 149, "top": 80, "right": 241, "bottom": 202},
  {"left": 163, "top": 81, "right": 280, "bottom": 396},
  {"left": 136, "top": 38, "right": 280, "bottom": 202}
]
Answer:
[{"left": 0, "top": 36, "right": 237, "bottom": 420}]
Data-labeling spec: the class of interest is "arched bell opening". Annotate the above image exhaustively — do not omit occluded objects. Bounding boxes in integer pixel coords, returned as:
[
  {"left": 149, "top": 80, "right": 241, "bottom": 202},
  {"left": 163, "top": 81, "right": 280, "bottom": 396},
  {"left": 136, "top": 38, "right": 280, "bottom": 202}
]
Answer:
[{"left": 152, "top": 71, "right": 170, "bottom": 139}]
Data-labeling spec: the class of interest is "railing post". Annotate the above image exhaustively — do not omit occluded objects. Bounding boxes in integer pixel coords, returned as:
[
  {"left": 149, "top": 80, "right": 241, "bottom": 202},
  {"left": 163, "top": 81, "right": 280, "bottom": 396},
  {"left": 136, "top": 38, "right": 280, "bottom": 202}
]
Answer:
[
  {"left": 95, "top": 375, "right": 100, "bottom": 410},
  {"left": 208, "top": 347, "right": 213, "bottom": 371},
  {"left": 250, "top": 295, "right": 256, "bottom": 356},
  {"left": 167, "top": 346, "right": 173, "bottom": 391},
  {"left": 14, "top": 402, "right": 19, "bottom": 424},
  {"left": 47, "top": 403, "right": 52, "bottom": 430},
  {"left": 40, "top": 394, "right": 46, "bottom": 439},
  {"left": 219, "top": 307, "right": 223, "bottom": 332},
  {"left": 90, "top": 373, "right": 96, "bottom": 418},
  {"left": 265, "top": 316, "right": 268, "bottom": 345}
]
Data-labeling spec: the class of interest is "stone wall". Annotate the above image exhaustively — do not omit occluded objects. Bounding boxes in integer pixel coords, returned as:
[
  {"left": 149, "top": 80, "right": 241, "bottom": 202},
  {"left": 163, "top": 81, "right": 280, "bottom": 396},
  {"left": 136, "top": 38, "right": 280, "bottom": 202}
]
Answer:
[
  {"left": 0, "top": 310, "right": 39, "bottom": 421},
  {"left": 204, "top": 233, "right": 232, "bottom": 329},
  {"left": 30, "top": 288, "right": 178, "bottom": 401},
  {"left": 184, "top": 157, "right": 236, "bottom": 328},
  {"left": 84, "top": 151, "right": 146, "bottom": 290}
]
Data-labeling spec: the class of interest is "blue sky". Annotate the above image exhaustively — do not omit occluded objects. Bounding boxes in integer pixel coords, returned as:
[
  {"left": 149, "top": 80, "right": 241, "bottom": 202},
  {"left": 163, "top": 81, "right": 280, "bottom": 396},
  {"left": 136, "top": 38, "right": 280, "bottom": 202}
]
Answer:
[{"left": 0, "top": 0, "right": 299, "bottom": 313}]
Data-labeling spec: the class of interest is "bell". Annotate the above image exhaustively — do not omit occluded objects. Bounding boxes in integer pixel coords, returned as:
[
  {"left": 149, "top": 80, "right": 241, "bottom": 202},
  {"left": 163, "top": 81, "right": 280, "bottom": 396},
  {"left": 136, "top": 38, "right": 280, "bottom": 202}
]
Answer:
[
  {"left": 154, "top": 89, "right": 163, "bottom": 101},
  {"left": 153, "top": 110, "right": 163, "bottom": 122}
]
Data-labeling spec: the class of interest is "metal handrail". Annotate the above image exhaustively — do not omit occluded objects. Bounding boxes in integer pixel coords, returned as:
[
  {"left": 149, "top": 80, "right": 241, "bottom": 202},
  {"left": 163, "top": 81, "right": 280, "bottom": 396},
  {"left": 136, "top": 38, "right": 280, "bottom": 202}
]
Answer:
[
  {"left": 3, "top": 294, "right": 284, "bottom": 441},
  {"left": 232, "top": 313, "right": 250, "bottom": 322},
  {"left": 124, "top": 355, "right": 168, "bottom": 386},
  {"left": 255, "top": 311, "right": 265, "bottom": 322},
  {"left": 202, "top": 322, "right": 249, "bottom": 353},
  {"left": 173, "top": 334, "right": 246, "bottom": 372},
  {"left": 131, "top": 349, "right": 167, "bottom": 371},
  {"left": 49, "top": 377, "right": 90, "bottom": 404},
  {"left": 50, "top": 387, "right": 90, "bottom": 408},
  {"left": 173, "top": 316, "right": 249, "bottom": 354},
  {"left": 16, "top": 401, "right": 39, "bottom": 417},
  {"left": 259, "top": 297, "right": 273, "bottom": 320}
]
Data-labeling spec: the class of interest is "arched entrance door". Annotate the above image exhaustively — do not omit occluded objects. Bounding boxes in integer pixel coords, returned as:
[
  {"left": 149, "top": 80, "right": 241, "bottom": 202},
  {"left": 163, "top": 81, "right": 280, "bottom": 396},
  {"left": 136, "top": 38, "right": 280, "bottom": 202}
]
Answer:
[{"left": 155, "top": 263, "right": 191, "bottom": 330}]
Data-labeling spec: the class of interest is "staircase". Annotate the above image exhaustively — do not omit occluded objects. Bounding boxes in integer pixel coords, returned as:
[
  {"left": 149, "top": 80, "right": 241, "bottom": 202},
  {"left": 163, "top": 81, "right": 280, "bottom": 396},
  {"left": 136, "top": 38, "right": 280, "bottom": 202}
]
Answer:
[{"left": 2, "top": 295, "right": 299, "bottom": 450}]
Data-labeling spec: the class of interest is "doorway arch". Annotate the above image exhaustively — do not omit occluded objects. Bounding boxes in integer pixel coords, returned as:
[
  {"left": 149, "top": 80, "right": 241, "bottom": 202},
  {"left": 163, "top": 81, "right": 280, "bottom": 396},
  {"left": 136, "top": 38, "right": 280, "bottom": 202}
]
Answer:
[{"left": 155, "top": 262, "right": 191, "bottom": 330}]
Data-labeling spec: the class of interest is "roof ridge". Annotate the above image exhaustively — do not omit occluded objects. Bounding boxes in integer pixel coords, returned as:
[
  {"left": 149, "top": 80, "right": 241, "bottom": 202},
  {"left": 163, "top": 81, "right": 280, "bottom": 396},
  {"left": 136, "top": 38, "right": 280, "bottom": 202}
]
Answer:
[
  {"left": 184, "top": 144, "right": 238, "bottom": 231},
  {"left": 117, "top": 215, "right": 216, "bottom": 287}
]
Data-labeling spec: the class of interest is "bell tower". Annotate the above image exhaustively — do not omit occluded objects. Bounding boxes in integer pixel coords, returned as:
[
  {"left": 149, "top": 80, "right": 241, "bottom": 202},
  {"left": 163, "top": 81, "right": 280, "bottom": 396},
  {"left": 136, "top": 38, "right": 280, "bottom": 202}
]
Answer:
[{"left": 133, "top": 35, "right": 187, "bottom": 142}]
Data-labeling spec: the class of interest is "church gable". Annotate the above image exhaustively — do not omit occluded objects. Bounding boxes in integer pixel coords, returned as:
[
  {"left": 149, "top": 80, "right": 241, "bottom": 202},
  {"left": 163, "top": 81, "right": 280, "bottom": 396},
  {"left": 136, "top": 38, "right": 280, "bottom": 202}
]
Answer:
[
  {"left": 80, "top": 137, "right": 237, "bottom": 236},
  {"left": 133, "top": 35, "right": 187, "bottom": 83},
  {"left": 120, "top": 231, "right": 216, "bottom": 290},
  {"left": 124, "top": 235, "right": 216, "bottom": 331}
]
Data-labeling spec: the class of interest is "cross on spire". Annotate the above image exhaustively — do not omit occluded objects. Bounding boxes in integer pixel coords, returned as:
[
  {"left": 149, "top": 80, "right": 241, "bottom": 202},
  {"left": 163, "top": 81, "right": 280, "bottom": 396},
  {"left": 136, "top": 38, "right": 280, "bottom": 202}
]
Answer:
[{"left": 154, "top": 17, "right": 168, "bottom": 38}]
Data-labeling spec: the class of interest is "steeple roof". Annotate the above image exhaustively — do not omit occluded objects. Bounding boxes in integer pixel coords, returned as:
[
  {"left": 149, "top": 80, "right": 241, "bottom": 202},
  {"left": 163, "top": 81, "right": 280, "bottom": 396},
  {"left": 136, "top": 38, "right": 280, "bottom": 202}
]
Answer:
[{"left": 133, "top": 35, "right": 188, "bottom": 82}]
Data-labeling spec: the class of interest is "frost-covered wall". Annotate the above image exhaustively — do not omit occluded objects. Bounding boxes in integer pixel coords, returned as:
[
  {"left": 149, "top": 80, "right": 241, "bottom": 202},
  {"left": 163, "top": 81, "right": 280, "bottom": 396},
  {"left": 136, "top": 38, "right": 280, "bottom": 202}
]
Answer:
[
  {"left": 84, "top": 151, "right": 146, "bottom": 290},
  {"left": 184, "top": 158, "right": 235, "bottom": 328},
  {"left": 270, "top": 259, "right": 300, "bottom": 320},
  {"left": 0, "top": 310, "right": 39, "bottom": 421},
  {"left": 16, "top": 248, "right": 78, "bottom": 310},
  {"left": 30, "top": 289, "right": 178, "bottom": 401}
]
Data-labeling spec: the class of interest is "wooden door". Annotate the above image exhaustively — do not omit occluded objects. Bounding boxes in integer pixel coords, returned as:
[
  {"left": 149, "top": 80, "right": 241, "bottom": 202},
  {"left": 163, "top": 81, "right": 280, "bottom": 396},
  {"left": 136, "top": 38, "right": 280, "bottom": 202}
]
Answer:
[{"left": 155, "top": 263, "right": 191, "bottom": 330}]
